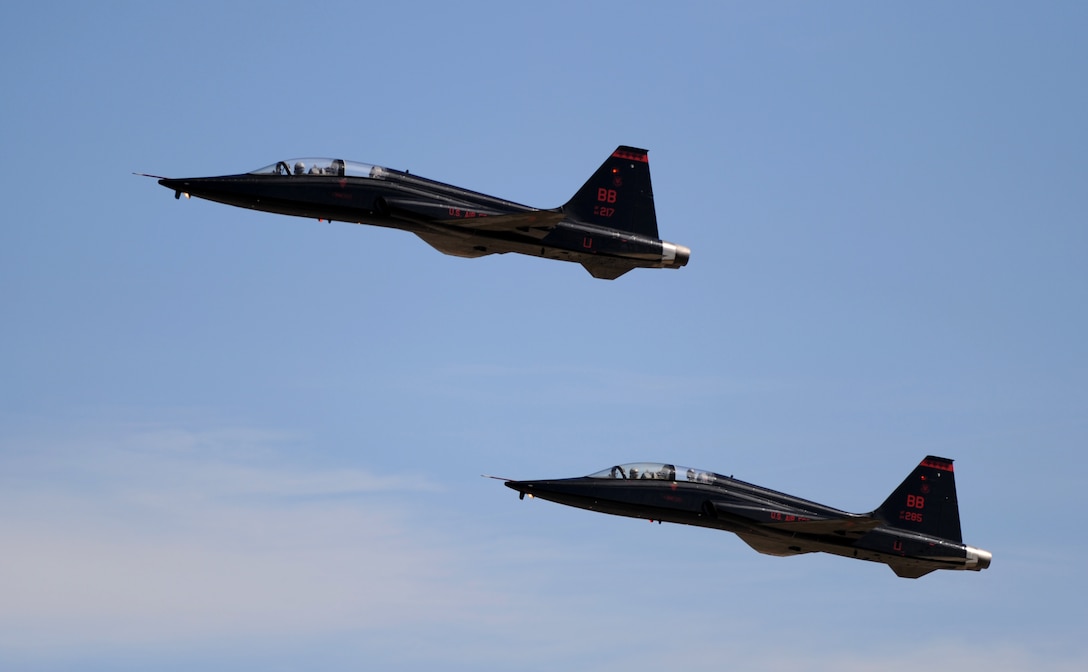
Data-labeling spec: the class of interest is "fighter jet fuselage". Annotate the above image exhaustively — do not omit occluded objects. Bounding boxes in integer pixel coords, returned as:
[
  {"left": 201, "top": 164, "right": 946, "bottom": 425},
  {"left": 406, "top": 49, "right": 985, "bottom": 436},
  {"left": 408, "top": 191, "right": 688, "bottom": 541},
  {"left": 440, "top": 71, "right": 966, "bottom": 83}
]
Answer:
[
  {"left": 504, "top": 456, "right": 991, "bottom": 579},
  {"left": 155, "top": 147, "right": 689, "bottom": 280}
]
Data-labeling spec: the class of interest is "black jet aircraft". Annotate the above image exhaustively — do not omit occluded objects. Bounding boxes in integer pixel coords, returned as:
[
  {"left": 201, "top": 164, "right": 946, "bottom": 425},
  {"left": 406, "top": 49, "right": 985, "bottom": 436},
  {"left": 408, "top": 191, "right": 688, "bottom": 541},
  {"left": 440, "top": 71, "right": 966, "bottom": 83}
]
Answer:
[
  {"left": 150, "top": 146, "right": 689, "bottom": 280},
  {"left": 502, "top": 456, "right": 991, "bottom": 578}
]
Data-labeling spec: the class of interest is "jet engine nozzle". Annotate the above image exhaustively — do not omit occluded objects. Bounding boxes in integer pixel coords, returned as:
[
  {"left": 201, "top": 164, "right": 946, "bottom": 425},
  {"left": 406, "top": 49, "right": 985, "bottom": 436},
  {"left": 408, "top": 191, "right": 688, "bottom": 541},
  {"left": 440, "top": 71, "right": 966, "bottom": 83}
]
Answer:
[
  {"left": 965, "top": 545, "right": 992, "bottom": 571},
  {"left": 662, "top": 242, "right": 691, "bottom": 269}
]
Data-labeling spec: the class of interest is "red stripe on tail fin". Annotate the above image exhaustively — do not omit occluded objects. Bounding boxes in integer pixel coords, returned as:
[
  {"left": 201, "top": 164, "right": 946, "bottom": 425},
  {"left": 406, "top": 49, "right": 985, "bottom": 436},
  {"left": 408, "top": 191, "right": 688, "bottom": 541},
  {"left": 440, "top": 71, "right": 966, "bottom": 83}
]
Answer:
[
  {"left": 920, "top": 457, "right": 954, "bottom": 472},
  {"left": 612, "top": 147, "right": 648, "bottom": 163}
]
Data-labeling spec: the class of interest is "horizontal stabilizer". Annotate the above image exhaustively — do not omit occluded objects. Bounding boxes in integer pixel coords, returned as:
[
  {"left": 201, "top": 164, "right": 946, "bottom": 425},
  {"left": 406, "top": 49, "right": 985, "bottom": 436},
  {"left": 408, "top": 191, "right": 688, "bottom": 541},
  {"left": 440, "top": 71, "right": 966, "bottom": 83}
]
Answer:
[
  {"left": 888, "top": 562, "right": 937, "bottom": 579},
  {"left": 580, "top": 260, "right": 637, "bottom": 280}
]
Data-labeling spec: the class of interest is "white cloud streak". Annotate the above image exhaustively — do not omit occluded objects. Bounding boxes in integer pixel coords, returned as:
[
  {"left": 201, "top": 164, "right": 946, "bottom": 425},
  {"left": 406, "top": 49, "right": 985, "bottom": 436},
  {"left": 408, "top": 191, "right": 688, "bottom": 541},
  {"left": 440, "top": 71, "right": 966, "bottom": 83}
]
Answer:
[
  {"left": 0, "top": 420, "right": 1083, "bottom": 672},
  {"left": 0, "top": 423, "right": 485, "bottom": 655}
]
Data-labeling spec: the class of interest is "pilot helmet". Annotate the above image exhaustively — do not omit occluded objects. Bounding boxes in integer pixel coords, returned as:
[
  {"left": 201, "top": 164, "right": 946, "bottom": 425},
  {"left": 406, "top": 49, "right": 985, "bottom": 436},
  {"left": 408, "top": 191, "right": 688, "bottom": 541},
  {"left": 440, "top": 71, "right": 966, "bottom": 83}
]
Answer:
[{"left": 294, "top": 161, "right": 306, "bottom": 175}]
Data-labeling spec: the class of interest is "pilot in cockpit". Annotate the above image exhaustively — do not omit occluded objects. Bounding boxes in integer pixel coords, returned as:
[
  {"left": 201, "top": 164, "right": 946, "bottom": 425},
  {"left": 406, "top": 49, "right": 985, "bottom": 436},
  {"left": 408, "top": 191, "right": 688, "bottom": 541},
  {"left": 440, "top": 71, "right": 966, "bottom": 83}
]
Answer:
[{"left": 294, "top": 161, "right": 306, "bottom": 175}]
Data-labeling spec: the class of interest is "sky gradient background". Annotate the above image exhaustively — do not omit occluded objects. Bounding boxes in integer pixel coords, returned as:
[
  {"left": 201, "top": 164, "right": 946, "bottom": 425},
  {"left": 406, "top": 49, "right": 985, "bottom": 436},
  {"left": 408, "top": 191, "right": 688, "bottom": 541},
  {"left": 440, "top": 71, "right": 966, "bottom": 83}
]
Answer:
[{"left": 2, "top": 3, "right": 1086, "bottom": 670}]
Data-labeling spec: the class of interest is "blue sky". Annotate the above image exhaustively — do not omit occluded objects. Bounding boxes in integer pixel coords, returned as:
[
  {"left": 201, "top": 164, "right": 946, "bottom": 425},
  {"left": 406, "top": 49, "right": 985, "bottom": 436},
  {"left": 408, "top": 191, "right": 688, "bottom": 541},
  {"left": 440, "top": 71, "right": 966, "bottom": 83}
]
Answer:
[{"left": 2, "top": 2, "right": 1086, "bottom": 670}]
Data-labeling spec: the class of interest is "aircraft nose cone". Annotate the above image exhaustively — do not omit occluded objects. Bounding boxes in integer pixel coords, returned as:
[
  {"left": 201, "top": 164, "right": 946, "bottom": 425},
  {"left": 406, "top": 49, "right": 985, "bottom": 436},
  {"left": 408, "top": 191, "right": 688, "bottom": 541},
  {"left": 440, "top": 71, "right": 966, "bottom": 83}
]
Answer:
[
  {"left": 158, "top": 178, "right": 194, "bottom": 199},
  {"left": 505, "top": 480, "right": 533, "bottom": 500}
]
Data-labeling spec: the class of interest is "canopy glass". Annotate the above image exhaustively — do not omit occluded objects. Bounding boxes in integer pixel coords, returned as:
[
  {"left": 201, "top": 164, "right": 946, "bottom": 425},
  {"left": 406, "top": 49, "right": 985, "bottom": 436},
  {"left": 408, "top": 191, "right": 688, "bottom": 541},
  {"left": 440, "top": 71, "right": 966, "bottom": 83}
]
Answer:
[
  {"left": 248, "top": 158, "right": 382, "bottom": 178},
  {"left": 588, "top": 463, "right": 724, "bottom": 484}
]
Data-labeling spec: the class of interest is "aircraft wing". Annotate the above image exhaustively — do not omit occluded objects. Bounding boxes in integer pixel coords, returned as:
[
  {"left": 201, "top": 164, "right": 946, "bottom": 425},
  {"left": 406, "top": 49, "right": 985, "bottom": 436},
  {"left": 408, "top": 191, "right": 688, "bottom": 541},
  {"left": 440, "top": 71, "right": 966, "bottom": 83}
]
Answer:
[
  {"left": 438, "top": 211, "right": 566, "bottom": 234},
  {"left": 710, "top": 501, "right": 881, "bottom": 537},
  {"left": 381, "top": 196, "right": 565, "bottom": 238},
  {"left": 735, "top": 532, "right": 813, "bottom": 557},
  {"left": 764, "top": 517, "right": 883, "bottom": 536},
  {"left": 413, "top": 232, "right": 494, "bottom": 258}
]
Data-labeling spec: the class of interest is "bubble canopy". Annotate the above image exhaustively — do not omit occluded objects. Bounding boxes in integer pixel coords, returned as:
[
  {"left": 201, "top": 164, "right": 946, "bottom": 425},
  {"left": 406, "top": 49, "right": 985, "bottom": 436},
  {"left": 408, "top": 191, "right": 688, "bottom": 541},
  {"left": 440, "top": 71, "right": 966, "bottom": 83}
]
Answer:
[
  {"left": 248, "top": 158, "right": 381, "bottom": 178},
  {"left": 588, "top": 463, "right": 724, "bottom": 484}
]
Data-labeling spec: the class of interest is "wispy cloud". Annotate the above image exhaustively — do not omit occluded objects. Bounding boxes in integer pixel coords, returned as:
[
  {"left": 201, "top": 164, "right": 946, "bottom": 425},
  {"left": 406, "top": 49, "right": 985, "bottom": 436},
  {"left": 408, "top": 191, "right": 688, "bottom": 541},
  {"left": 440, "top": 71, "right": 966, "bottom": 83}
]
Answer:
[
  {"left": 0, "top": 420, "right": 1083, "bottom": 672},
  {"left": 0, "top": 421, "right": 487, "bottom": 655}
]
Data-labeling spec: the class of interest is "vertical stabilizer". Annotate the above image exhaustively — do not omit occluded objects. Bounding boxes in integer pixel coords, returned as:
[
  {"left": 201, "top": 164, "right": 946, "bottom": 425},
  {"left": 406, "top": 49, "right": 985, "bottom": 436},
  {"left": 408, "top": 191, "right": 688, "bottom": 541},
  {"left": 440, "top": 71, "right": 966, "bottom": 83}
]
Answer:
[
  {"left": 562, "top": 146, "right": 660, "bottom": 238},
  {"left": 874, "top": 456, "right": 963, "bottom": 543}
]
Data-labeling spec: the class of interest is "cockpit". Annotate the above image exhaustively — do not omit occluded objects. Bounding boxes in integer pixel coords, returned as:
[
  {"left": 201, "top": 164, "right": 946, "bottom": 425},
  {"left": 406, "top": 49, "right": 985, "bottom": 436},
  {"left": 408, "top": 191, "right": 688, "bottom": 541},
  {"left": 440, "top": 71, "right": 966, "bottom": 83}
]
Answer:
[
  {"left": 588, "top": 462, "right": 723, "bottom": 484},
  {"left": 248, "top": 158, "right": 383, "bottom": 179}
]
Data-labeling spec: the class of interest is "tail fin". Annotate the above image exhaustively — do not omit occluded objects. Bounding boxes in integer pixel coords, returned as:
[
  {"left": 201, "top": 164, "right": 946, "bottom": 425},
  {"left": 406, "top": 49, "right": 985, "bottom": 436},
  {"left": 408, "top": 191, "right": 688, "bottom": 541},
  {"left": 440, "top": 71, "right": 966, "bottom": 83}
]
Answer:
[
  {"left": 562, "top": 146, "right": 660, "bottom": 238},
  {"left": 874, "top": 456, "right": 963, "bottom": 543}
]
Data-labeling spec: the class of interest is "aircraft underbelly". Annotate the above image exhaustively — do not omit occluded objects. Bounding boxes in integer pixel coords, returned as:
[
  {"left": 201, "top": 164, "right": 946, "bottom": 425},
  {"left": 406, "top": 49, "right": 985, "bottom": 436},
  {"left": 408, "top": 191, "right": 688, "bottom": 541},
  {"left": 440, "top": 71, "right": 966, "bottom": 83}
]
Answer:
[{"left": 412, "top": 228, "right": 662, "bottom": 277}]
